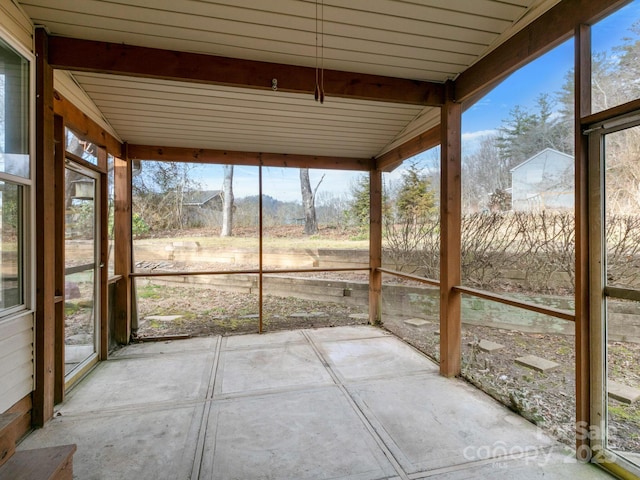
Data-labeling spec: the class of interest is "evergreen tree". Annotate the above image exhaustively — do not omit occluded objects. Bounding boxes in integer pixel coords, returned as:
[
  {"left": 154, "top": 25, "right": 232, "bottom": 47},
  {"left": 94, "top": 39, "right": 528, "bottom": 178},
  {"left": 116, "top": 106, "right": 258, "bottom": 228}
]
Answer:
[
  {"left": 395, "top": 163, "right": 436, "bottom": 221},
  {"left": 348, "top": 174, "right": 370, "bottom": 230}
]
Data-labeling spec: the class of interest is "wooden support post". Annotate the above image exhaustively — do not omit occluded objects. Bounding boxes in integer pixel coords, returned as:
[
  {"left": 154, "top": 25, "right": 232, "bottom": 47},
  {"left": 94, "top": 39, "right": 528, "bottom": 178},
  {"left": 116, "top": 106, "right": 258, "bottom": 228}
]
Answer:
[
  {"left": 575, "top": 23, "right": 592, "bottom": 461},
  {"left": 98, "top": 147, "right": 109, "bottom": 359},
  {"left": 53, "top": 115, "right": 65, "bottom": 405},
  {"left": 369, "top": 168, "right": 383, "bottom": 325},
  {"left": 258, "top": 165, "right": 263, "bottom": 334},
  {"left": 113, "top": 147, "right": 132, "bottom": 344},
  {"left": 34, "top": 28, "right": 56, "bottom": 426},
  {"left": 439, "top": 81, "right": 462, "bottom": 377}
]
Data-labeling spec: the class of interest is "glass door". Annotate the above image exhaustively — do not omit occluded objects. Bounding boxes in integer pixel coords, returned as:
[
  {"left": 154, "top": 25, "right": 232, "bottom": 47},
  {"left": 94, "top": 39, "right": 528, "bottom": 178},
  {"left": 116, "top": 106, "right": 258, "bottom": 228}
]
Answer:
[
  {"left": 64, "top": 162, "right": 100, "bottom": 383},
  {"left": 589, "top": 116, "right": 640, "bottom": 475}
]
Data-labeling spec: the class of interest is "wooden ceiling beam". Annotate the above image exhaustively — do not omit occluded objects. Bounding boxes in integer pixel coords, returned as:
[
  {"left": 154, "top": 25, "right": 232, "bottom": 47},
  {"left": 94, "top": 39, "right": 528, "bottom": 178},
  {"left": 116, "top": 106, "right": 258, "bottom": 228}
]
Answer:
[
  {"left": 47, "top": 35, "right": 444, "bottom": 106},
  {"left": 127, "top": 144, "right": 374, "bottom": 171},
  {"left": 376, "top": 125, "right": 440, "bottom": 172},
  {"left": 455, "top": 0, "right": 628, "bottom": 105}
]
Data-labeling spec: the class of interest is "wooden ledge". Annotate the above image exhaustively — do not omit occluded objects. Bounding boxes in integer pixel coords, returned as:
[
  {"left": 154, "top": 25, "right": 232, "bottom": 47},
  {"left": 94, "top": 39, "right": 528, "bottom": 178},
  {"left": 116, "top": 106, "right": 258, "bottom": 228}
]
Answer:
[{"left": 0, "top": 444, "right": 77, "bottom": 480}]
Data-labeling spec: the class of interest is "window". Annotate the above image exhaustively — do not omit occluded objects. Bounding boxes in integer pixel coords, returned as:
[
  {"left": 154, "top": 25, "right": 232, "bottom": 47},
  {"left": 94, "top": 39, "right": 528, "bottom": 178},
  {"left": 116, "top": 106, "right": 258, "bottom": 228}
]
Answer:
[
  {"left": 0, "top": 37, "right": 30, "bottom": 316},
  {"left": 65, "top": 128, "right": 98, "bottom": 165}
]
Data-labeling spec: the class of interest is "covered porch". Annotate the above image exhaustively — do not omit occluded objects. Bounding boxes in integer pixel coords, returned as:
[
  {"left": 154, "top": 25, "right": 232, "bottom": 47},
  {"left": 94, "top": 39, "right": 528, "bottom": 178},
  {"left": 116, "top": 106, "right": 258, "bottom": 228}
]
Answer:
[{"left": 18, "top": 326, "right": 611, "bottom": 479}]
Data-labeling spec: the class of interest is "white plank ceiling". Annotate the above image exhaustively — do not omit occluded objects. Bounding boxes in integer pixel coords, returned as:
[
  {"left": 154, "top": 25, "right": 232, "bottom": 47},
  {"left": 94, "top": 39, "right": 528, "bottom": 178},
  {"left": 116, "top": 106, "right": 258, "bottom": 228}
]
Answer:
[{"left": 20, "top": 0, "right": 561, "bottom": 161}]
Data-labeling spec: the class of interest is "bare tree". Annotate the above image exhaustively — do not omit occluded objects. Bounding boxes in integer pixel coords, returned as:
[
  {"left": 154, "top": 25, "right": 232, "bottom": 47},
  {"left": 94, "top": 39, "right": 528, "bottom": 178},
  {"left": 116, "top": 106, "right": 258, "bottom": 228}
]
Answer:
[
  {"left": 221, "top": 164, "right": 234, "bottom": 237},
  {"left": 299, "top": 168, "right": 325, "bottom": 235}
]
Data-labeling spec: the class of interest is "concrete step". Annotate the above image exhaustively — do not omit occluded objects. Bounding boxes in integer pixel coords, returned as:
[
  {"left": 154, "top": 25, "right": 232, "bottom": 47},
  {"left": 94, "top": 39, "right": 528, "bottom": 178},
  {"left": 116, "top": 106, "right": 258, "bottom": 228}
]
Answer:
[{"left": 0, "top": 444, "right": 77, "bottom": 480}]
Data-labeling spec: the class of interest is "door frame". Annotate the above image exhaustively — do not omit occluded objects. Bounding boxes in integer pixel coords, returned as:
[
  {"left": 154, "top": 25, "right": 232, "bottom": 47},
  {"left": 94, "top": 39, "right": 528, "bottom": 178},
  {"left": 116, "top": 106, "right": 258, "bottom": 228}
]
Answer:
[
  {"left": 587, "top": 109, "right": 640, "bottom": 478},
  {"left": 53, "top": 123, "right": 109, "bottom": 401},
  {"left": 62, "top": 159, "right": 102, "bottom": 389}
]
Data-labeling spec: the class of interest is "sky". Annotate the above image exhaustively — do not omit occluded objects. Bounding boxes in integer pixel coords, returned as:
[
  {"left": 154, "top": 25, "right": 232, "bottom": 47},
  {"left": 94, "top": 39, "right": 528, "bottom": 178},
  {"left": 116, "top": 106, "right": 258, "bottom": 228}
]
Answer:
[{"left": 196, "top": 0, "right": 640, "bottom": 203}]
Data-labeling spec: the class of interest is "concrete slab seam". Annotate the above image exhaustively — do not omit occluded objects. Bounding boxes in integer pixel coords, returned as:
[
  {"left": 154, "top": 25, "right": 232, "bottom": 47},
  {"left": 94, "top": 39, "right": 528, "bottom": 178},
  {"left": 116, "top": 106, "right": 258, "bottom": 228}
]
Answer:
[
  {"left": 302, "top": 330, "right": 411, "bottom": 480},
  {"left": 192, "top": 335, "right": 223, "bottom": 480}
]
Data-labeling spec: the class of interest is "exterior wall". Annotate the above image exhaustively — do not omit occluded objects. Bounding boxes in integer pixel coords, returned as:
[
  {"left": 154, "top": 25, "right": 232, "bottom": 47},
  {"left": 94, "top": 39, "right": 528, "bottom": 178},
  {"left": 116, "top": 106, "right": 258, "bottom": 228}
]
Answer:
[
  {"left": 0, "top": 0, "right": 34, "bottom": 419},
  {"left": 511, "top": 149, "right": 574, "bottom": 211},
  {"left": 0, "top": 313, "right": 33, "bottom": 412}
]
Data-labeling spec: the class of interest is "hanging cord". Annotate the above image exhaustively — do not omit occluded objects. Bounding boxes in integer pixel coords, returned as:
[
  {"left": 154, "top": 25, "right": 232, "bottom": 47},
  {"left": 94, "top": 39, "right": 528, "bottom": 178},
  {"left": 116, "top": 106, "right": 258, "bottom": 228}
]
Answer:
[
  {"left": 314, "top": 0, "right": 320, "bottom": 101},
  {"left": 314, "top": 0, "right": 325, "bottom": 103},
  {"left": 320, "top": 0, "right": 325, "bottom": 103}
]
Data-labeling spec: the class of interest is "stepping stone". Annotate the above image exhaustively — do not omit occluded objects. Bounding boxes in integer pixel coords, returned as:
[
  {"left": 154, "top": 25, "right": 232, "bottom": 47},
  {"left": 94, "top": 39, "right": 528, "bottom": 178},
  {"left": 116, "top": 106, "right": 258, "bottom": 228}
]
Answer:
[
  {"left": 515, "top": 355, "right": 560, "bottom": 372},
  {"left": 289, "top": 312, "right": 328, "bottom": 318},
  {"left": 349, "top": 313, "right": 369, "bottom": 320},
  {"left": 404, "top": 318, "right": 430, "bottom": 327},
  {"left": 608, "top": 381, "right": 640, "bottom": 404},
  {"left": 145, "top": 315, "right": 182, "bottom": 322},
  {"left": 239, "top": 314, "right": 259, "bottom": 319},
  {"left": 478, "top": 339, "right": 504, "bottom": 353}
]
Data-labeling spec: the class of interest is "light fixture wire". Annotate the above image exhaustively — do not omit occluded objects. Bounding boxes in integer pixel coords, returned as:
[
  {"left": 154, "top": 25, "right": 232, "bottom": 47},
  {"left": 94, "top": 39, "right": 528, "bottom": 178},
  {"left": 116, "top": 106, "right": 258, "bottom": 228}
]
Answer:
[{"left": 315, "top": 0, "right": 325, "bottom": 103}]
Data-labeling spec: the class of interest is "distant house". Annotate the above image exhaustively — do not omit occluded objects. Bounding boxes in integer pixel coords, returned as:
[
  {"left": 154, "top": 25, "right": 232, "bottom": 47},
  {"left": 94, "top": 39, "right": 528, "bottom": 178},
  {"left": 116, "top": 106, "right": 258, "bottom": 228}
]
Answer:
[
  {"left": 510, "top": 148, "right": 574, "bottom": 211},
  {"left": 183, "top": 190, "right": 224, "bottom": 227}
]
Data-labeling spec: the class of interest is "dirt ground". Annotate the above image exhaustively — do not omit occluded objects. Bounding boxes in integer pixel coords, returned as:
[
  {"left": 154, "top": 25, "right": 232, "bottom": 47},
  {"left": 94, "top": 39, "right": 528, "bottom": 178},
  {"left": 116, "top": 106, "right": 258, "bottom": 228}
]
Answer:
[{"left": 134, "top": 282, "right": 368, "bottom": 337}]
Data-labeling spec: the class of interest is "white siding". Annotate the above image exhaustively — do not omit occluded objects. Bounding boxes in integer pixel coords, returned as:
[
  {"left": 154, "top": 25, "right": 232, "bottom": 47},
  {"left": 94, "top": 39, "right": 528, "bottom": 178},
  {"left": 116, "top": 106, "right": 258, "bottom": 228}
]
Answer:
[
  {"left": 0, "top": 0, "right": 32, "bottom": 51},
  {"left": 0, "top": 313, "right": 34, "bottom": 412},
  {"left": 0, "top": 0, "right": 34, "bottom": 415},
  {"left": 511, "top": 149, "right": 574, "bottom": 211}
]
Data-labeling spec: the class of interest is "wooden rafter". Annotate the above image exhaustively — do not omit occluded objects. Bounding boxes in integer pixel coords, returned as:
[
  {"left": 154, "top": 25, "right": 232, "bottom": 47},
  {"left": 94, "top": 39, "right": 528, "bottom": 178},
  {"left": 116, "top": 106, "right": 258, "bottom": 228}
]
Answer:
[
  {"left": 127, "top": 144, "right": 374, "bottom": 171},
  {"left": 47, "top": 36, "right": 445, "bottom": 107},
  {"left": 376, "top": 125, "right": 440, "bottom": 172}
]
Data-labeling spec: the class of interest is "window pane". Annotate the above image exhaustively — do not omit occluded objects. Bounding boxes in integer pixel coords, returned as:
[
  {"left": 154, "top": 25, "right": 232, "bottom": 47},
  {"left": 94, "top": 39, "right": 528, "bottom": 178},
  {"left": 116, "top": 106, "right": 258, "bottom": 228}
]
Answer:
[
  {"left": 591, "top": 0, "right": 640, "bottom": 114},
  {"left": 132, "top": 161, "right": 259, "bottom": 273},
  {"left": 382, "top": 147, "right": 440, "bottom": 279},
  {"left": 1, "top": 181, "right": 22, "bottom": 310},
  {"left": 135, "top": 275, "right": 260, "bottom": 337},
  {"left": 65, "top": 128, "right": 98, "bottom": 165},
  {"left": 0, "top": 38, "right": 29, "bottom": 178},
  {"left": 604, "top": 126, "right": 640, "bottom": 290},
  {"left": 461, "top": 39, "right": 575, "bottom": 310},
  {"left": 461, "top": 296, "right": 576, "bottom": 446}
]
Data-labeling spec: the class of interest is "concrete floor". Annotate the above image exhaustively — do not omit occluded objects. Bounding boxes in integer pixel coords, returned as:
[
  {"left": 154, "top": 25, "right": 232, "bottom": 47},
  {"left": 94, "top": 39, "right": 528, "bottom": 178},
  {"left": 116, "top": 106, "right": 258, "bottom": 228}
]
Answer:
[{"left": 19, "top": 326, "right": 614, "bottom": 479}]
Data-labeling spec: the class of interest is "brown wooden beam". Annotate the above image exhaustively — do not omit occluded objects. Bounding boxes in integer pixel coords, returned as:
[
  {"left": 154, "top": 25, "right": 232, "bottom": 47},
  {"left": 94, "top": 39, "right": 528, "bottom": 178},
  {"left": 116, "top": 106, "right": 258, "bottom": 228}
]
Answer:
[
  {"left": 369, "top": 169, "right": 383, "bottom": 326},
  {"left": 455, "top": 0, "right": 627, "bottom": 105},
  {"left": 127, "top": 144, "right": 375, "bottom": 171},
  {"left": 113, "top": 147, "right": 132, "bottom": 344},
  {"left": 376, "top": 125, "right": 440, "bottom": 172},
  {"left": 47, "top": 35, "right": 444, "bottom": 106},
  {"left": 439, "top": 81, "right": 462, "bottom": 378},
  {"left": 574, "top": 23, "right": 592, "bottom": 462},
  {"left": 53, "top": 92, "right": 121, "bottom": 155},
  {"left": 34, "top": 27, "right": 56, "bottom": 427}
]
